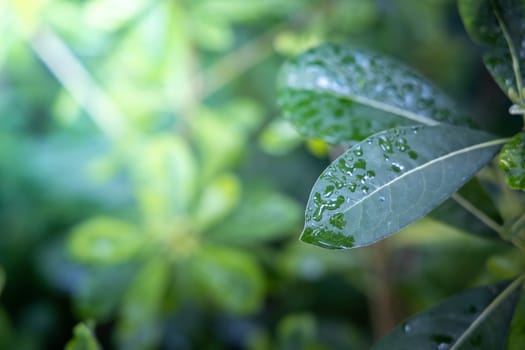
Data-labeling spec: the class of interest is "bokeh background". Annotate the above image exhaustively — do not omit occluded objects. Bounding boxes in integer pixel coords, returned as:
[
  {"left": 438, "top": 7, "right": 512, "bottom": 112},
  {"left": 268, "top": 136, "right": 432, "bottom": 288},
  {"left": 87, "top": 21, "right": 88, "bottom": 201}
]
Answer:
[{"left": 0, "top": 0, "right": 519, "bottom": 349}]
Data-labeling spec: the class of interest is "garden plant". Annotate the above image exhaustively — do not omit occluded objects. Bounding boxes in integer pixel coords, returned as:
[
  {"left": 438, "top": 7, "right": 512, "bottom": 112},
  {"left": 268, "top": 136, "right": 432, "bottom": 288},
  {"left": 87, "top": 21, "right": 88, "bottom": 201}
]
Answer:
[{"left": 278, "top": 0, "right": 525, "bottom": 348}]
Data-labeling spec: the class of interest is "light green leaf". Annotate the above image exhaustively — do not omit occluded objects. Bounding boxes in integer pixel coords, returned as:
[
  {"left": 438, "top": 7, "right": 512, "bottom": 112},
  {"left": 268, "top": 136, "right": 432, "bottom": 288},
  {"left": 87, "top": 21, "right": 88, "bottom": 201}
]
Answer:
[
  {"left": 209, "top": 189, "right": 302, "bottom": 244},
  {"left": 68, "top": 217, "right": 142, "bottom": 264},
  {"left": 189, "top": 246, "right": 265, "bottom": 315},
  {"left": 499, "top": 132, "right": 525, "bottom": 190},
  {"left": 132, "top": 135, "right": 197, "bottom": 230},
  {"left": 459, "top": 0, "right": 525, "bottom": 104},
  {"left": 65, "top": 322, "right": 102, "bottom": 350},
  {"left": 193, "top": 173, "right": 241, "bottom": 232},
  {"left": 372, "top": 278, "right": 523, "bottom": 350},
  {"left": 278, "top": 44, "right": 470, "bottom": 143},
  {"left": 301, "top": 125, "right": 506, "bottom": 249},
  {"left": 116, "top": 257, "right": 169, "bottom": 350}
]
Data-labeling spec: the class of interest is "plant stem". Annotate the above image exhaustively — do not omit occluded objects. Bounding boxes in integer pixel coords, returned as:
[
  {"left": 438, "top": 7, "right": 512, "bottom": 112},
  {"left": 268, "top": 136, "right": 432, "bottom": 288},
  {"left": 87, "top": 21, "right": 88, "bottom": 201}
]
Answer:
[
  {"left": 451, "top": 193, "right": 505, "bottom": 236},
  {"left": 366, "top": 240, "right": 400, "bottom": 339},
  {"left": 29, "top": 26, "right": 127, "bottom": 141}
]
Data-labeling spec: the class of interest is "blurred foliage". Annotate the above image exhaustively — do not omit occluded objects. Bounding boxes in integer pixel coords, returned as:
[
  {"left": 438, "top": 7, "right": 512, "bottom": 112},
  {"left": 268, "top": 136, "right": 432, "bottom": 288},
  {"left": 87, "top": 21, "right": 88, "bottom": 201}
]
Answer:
[{"left": 0, "top": 0, "right": 520, "bottom": 349}]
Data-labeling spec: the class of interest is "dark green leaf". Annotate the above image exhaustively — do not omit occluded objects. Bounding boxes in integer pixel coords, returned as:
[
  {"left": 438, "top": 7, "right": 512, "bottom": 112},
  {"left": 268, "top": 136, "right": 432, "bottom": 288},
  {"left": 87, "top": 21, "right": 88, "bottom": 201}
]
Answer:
[
  {"left": 459, "top": 0, "right": 525, "bottom": 103},
  {"left": 278, "top": 44, "right": 470, "bottom": 143},
  {"left": 301, "top": 125, "right": 505, "bottom": 249},
  {"left": 499, "top": 132, "right": 525, "bottom": 190},
  {"left": 65, "top": 322, "right": 101, "bottom": 350},
  {"left": 372, "top": 279, "right": 523, "bottom": 350},
  {"left": 507, "top": 286, "right": 525, "bottom": 350},
  {"left": 429, "top": 178, "right": 503, "bottom": 239}
]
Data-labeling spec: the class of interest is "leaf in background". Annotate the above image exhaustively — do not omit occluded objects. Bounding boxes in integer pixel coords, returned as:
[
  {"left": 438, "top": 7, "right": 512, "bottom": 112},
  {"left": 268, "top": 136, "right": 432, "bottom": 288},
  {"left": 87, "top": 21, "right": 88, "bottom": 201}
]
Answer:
[
  {"left": 507, "top": 287, "right": 525, "bottom": 350},
  {"left": 209, "top": 189, "right": 302, "bottom": 245},
  {"left": 68, "top": 217, "right": 142, "bottom": 264},
  {"left": 193, "top": 173, "right": 241, "bottom": 232},
  {"left": 132, "top": 135, "right": 197, "bottom": 230},
  {"left": 459, "top": 0, "right": 525, "bottom": 104},
  {"left": 258, "top": 119, "right": 303, "bottom": 156},
  {"left": 429, "top": 178, "right": 503, "bottom": 239},
  {"left": 499, "top": 132, "right": 525, "bottom": 190},
  {"left": 278, "top": 44, "right": 471, "bottom": 144},
  {"left": 301, "top": 125, "right": 505, "bottom": 249},
  {"left": 116, "top": 257, "right": 169, "bottom": 350},
  {"left": 372, "top": 279, "right": 523, "bottom": 350},
  {"left": 65, "top": 322, "right": 102, "bottom": 350},
  {"left": 189, "top": 246, "right": 265, "bottom": 314}
]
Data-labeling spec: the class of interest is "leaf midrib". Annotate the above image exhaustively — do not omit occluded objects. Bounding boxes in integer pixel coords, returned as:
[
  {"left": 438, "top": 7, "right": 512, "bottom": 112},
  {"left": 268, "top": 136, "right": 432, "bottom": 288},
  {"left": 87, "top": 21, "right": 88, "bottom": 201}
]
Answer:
[{"left": 339, "top": 137, "right": 509, "bottom": 216}]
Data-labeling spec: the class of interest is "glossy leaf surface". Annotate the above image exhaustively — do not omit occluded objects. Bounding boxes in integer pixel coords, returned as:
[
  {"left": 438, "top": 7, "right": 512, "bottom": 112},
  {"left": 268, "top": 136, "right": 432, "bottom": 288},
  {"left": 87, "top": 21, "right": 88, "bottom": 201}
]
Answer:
[
  {"left": 278, "top": 44, "right": 470, "bottom": 143},
  {"left": 301, "top": 125, "right": 505, "bottom": 249},
  {"left": 499, "top": 132, "right": 525, "bottom": 190},
  {"left": 372, "top": 279, "right": 523, "bottom": 350},
  {"left": 459, "top": 0, "right": 525, "bottom": 103}
]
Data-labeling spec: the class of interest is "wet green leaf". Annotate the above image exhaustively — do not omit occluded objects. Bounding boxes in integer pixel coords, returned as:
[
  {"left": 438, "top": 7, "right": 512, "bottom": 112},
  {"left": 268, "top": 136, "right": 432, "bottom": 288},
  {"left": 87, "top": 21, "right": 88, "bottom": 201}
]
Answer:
[
  {"left": 372, "top": 279, "right": 523, "bottom": 350},
  {"left": 68, "top": 217, "right": 142, "bottom": 264},
  {"left": 65, "top": 322, "right": 102, "bottom": 350},
  {"left": 459, "top": 0, "right": 525, "bottom": 104},
  {"left": 189, "top": 246, "right": 265, "bottom": 314},
  {"left": 301, "top": 125, "right": 505, "bottom": 249},
  {"left": 499, "top": 132, "right": 525, "bottom": 190},
  {"left": 278, "top": 44, "right": 470, "bottom": 143}
]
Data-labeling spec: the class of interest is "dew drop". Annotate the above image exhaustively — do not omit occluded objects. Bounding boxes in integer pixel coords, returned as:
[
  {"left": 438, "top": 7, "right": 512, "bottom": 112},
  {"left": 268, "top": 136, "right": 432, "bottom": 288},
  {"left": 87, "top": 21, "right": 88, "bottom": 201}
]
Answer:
[
  {"left": 353, "top": 146, "right": 364, "bottom": 156},
  {"left": 391, "top": 162, "right": 404, "bottom": 173},
  {"left": 402, "top": 322, "right": 411, "bottom": 334},
  {"left": 348, "top": 183, "right": 357, "bottom": 192},
  {"left": 379, "top": 196, "right": 385, "bottom": 202},
  {"left": 354, "top": 158, "right": 367, "bottom": 169},
  {"left": 362, "top": 186, "right": 370, "bottom": 194}
]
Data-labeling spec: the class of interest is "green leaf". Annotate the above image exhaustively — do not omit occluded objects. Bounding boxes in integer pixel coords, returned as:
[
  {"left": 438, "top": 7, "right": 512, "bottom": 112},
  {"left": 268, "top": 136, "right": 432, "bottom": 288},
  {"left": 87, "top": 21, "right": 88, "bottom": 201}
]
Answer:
[
  {"left": 193, "top": 173, "right": 242, "bottom": 232},
  {"left": 301, "top": 125, "right": 506, "bottom": 249},
  {"left": 116, "top": 257, "right": 169, "bottom": 350},
  {"left": 209, "top": 189, "right": 302, "bottom": 244},
  {"left": 65, "top": 322, "right": 102, "bottom": 350},
  {"left": 459, "top": 0, "right": 525, "bottom": 104},
  {"left": 278, "top": 44, "right": 470, "bottom": 143},
  {"left": 372, "top": 278, "right": 523, "bottom": 350},
  {"left": 499, "top": 132, "right": 525, "bottom": 190},
  {"left": 507, "top": 286, "right": 525, "bottom": 350},
  {"left": 133, "top": 135, "right": 197, "bottom": 230},
  {"left": 429, "top": 178, "right": 503, "bottom": 239},
  {"left": 68, "top": 217, "right": 142, "bottom": 264},
  {"left": 189, "top": 246, "right": 265, "bottom": 314}
]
